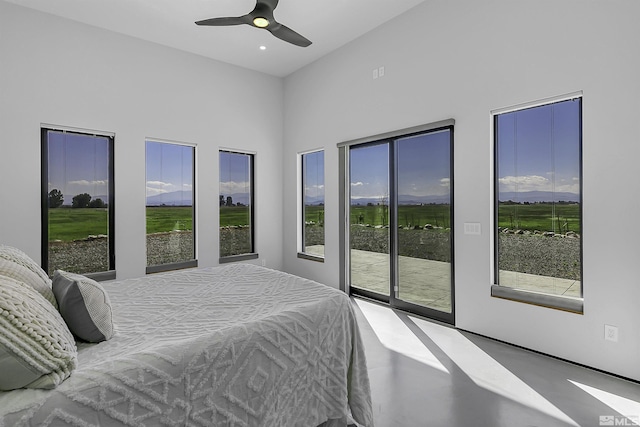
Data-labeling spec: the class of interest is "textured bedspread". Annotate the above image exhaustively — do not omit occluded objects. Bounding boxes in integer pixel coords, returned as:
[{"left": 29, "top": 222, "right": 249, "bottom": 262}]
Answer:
[{"left": 0, "top": 264, "right": 373, "bottom": 426}]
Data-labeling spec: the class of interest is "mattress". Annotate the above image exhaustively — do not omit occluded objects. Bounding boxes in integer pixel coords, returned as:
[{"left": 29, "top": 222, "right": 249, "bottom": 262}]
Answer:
[{"left": 0, "top": 263, "right": 373, "bottom": 426}]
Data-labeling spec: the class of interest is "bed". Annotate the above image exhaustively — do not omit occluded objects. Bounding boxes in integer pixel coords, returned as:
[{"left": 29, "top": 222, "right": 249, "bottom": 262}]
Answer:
[{"left": 0, "top": 261, "right": 373, "bottom": 426}]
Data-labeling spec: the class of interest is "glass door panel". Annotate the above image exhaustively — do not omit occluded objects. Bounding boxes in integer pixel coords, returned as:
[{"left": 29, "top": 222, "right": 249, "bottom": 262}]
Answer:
[
  {"left": 347, "top": 125, "right": 454, "bottom": 323},
  {"left": 396, "top": 130, "right": 452, "bottom": 313},
  {"left": 349, "top": 143, "right": 390, "bottom": 297}
]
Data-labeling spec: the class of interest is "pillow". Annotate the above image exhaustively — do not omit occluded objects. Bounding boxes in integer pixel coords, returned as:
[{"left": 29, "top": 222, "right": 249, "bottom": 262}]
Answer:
[
  {"left": 0, "top": 245, "right": 57, "bottom": 309},
  {"left": 0, "top": 275, "right": 77, "bottom": 391},
  {"left": 52, "top": 270, "right": 114, "bottom": 343}
]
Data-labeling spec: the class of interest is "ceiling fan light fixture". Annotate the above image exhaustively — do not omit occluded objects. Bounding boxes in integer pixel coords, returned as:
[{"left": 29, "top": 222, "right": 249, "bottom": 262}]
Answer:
[
  {"left": 196, "top": 0, "right": 312, "bottom": 48},
  {"left": 253, "top": 17, "right": 269, "bottom": 28}
]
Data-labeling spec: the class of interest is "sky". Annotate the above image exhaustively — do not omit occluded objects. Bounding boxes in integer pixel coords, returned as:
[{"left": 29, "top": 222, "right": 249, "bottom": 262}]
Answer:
[
  {"left": 49, "top": 101, "right": 577, "bottom": 209},
  {"left": 145, "top": 141, "right": 193, "bottom": 204},
  {"left": 497, "top": 98, "right": 581, "bottom": 197},
  {"left": 50, "top": 139, "right": 250, "bottom": 206},
  {"left": 304, "top": 150, "right": 324, "bottom": 203},
  {"left": 350, "top": 129, "right": 451, "bottom": 202},
  {"left": 219, "top": 151, "right": 251, "bottom": 200},
  {"left": 47, "top": 131, "right": 110, "bottom": 203}
]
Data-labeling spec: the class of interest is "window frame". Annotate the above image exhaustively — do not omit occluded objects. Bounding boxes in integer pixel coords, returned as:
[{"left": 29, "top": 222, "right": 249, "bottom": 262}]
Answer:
[
  {"left": 491, "top": 93, "right": 584, "bottom": 313},
  {"left": 144, "top": 139, "right": 197, "bottom": 274},
  {"left": 297, "top": 149, "right": 325, "bottom": 262},
  {"left": 41, "top": 126, "right": 116, "bottom": 281},
  {"left": 219, "top": 149, "right": 257, "bottom": 263},
  {"left": 337, "top": 119, "right": 456, "bottom": 324}
]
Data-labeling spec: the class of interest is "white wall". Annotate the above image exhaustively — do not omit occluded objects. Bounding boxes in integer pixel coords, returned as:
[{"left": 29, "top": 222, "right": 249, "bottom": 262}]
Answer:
[
  {"left": 0, "top": 1, "right": 284, "bottom": 278},
  {"left": 283, "top": 0, "right": 640, "bottom": 380}
]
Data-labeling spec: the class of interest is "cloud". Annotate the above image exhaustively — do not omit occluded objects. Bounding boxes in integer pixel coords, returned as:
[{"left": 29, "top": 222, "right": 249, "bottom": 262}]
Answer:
[
  {"left": 183, "top": 183, "right": 193, "bottom": 189},
  {"left": 146, "top": 180, "right": 173, "bottom": 188},
  {"left": 220, "top": 181, "right": 250, "bottom": 195},
  {"left": 305, "top": 184, "right": 324, "bottom": 198},
  {"left": 68, "top": 179, "right": 108, "bottom": 186},
  {"left": 146, "top": 180, "right": 175, "bottom": 196},
  {"left": 499, "top": 175, "right": 549, "bottom": 191},
  {"left": 351, "top": 182, "right": 364, "bottom": 187},
  {"left": 499, "top": 175, "right": 578, "bottom": 193},
  {"left": 440, "top": 178, "right": 450, "bottom": 187},
  {"left": 146, "top": 186, "right": 168, "bottom": 196}
]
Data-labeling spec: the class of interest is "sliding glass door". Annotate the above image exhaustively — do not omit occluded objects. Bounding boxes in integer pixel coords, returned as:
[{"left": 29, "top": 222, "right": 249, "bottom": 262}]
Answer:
[
  {"left": 348, "top": 125, "right": 454, "bottom": 323},
  {"left": 349, "top": 143, "right": 390, "bottom": 300}
]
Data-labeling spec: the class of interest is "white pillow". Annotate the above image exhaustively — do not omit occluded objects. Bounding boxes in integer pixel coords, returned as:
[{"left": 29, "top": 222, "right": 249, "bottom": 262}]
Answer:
[
  {"left": 0, "top": 275, "right": 77, "bottom": 390},
  {"left": 0, "top": 245, "right": 57, "bottom": 309}
]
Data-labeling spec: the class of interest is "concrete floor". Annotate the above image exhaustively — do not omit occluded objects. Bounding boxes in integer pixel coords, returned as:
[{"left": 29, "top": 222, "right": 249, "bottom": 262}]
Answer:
[
  {"left": 353, "top": 298, "right": 640, "bottom": 427},
  {"left": 349, "top": 249, "right": 580, "bottom": 313},
  {"left": 350, "top": 249, "right": 453, "bottom": 312}
]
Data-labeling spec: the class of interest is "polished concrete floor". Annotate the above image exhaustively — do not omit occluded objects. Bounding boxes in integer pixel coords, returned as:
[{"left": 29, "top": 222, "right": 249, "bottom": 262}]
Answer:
[{"left": 352, "top": 298, "right": 640, "bottom": 427}]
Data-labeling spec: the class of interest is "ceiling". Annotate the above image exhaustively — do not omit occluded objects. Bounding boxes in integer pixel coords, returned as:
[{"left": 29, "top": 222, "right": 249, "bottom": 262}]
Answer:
[{"left": 4, "top": 0, "right": 426, "bottom": 77}]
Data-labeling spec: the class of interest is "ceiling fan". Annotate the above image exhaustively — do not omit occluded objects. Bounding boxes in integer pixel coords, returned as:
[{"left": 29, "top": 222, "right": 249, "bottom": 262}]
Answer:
[{"left": 195, "top": 0, "right": 312, "bottom": 48}]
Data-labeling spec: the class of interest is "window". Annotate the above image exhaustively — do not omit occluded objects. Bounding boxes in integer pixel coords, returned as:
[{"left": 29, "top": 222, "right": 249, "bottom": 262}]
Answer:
[
  {"left": 299, "top": 150, "right": 325, "bottom": 260},
  {"left": 493, "top": 95, "right": 582, "bottom": 312},
  {"left": 145, "top": 140, "right": 196, "bottom": 273},
  {"left": 219, "top": 150, "right": 256, "bottom": 261},
  {"left": 338, "top": 119, "right": 455, "bottom": 325},
  {"left": 41, "top": 128, "right": 115, "bottom": 279}
]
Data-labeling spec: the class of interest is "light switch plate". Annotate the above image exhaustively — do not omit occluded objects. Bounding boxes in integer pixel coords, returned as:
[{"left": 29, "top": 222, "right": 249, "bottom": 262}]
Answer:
[{"left": 464, "top": 222, "right": 481, "bottom": 235}]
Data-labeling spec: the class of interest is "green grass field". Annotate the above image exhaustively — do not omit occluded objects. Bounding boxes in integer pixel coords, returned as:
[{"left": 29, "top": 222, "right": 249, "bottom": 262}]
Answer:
[
  {"left": 145, "top": 206, "right": 193, "bottom": 234},
  {"left": 48, "top": 208, "right": 109, "bottom": 241},
  {"left": 498, "top": 203, "right": 580, "bottom": 233},
  {"left": 345, "top": 204, "right": 452, "bottom": 228},
  {"left": 47, "top": 202, "right": 580, "bottom": 242},
  {"left": 219, "top": 206, "right": 251, "bottom": 227},
  {"left": 344, "top": 203, "right": 579, "bottom": 233},
  {"left": 48, "top": 206, "right": 249, "bottom": 241}
]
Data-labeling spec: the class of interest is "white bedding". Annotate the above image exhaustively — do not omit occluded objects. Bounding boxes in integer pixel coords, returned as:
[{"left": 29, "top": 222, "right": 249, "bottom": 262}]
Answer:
[{"left": 0, "top": 264, "right": 373, "bottom": 426}]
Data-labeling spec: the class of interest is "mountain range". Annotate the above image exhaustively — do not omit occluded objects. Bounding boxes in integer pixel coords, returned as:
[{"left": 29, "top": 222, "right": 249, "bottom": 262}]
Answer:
[
  {"left": 146, "top": 191, "right": 192, "bottom": 206},
  {"left": 498, "top": 191, "right": 579, "bottom": 203},
  {"left": 349, "top": 190, "right": 578, "bottom": 206},
  {"left": 351, "top": 194, "right": 451, "bottom": 206}
]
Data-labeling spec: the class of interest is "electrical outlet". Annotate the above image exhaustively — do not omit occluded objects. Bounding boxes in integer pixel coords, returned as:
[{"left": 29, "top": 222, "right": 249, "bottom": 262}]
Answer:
[
  {"left": 604, "top": 324, "right": 618, "bottom": 342},
  {"left": 372, "top": 68, "right": 379, "bottom": 79},
  {"left": 378, "top": 66, "right": 385, "bottom": 77},
  {"left": 261, "top": 259, "right": 266, "bottom": 267}
]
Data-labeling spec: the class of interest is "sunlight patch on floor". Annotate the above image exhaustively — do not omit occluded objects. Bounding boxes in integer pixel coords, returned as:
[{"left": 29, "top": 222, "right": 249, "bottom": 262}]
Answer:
[
  {"left": 410, "top": 316, "right": 579, "bottom": 426},
  {"left": 569, "top": 380, "right": 640, "bottom": 422},
  {"left": 354, "top": 299, "right": 449, "bottom": 374}
]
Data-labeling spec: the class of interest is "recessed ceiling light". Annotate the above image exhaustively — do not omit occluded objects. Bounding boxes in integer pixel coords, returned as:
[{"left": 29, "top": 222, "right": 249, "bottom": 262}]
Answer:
[
  {"left": 259, "top": 45, "right": 267, "bottom": 51},
  {"left": 253, "top": 17, "right": 269, "bottom": 28}
]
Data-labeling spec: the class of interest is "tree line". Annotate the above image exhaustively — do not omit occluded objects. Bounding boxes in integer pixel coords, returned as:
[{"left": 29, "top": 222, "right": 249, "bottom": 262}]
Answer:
[
  {"left": 48, "top": 189, "right": 106, "bottom": 208},
  {"left": 219, "top": 195, "right": 246, "bottom": 207}
]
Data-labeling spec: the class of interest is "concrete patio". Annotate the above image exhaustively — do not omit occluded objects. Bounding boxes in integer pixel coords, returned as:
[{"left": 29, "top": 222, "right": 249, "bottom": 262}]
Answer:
[{"left": 349, "top": 249, "right": 580, "bottom": 312}]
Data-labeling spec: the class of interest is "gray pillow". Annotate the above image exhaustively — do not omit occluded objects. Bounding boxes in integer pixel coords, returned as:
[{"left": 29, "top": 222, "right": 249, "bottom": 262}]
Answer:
[
  {"left": 0, "top": 275, "right": 77, "bottom": 390},
  {"left": 52, "top": 270, "right": 114, "bottom": 343}
]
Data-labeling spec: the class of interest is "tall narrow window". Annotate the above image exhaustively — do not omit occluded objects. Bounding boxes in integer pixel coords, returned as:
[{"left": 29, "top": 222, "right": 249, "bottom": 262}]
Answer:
[
  {"left": 42, "top": 128, "right": 115, "bottom": 279},
  {"left": 145, "top": 140, "right": 196, "bottom": 273},
  {"left": 219, "top": 150, "right": 255, "bottom": 261},
  {"left": 493, "top": 96, "right": 582, "bottom": 312},
  {"left": 299, "top": 150, "right": 325, "bottom": 259}
]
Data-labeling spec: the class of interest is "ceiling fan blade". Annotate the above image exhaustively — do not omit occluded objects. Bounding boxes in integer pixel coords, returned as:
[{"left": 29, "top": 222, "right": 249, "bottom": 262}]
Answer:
[
  {"left": 257, "top": 0, "right": 280, "bottom": 11},
  {"left": 195, "top": 16, "right": 247, "bottom": 26},
  {"left": 268, "top": 23, "right": 312, "bottom": 47}
]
